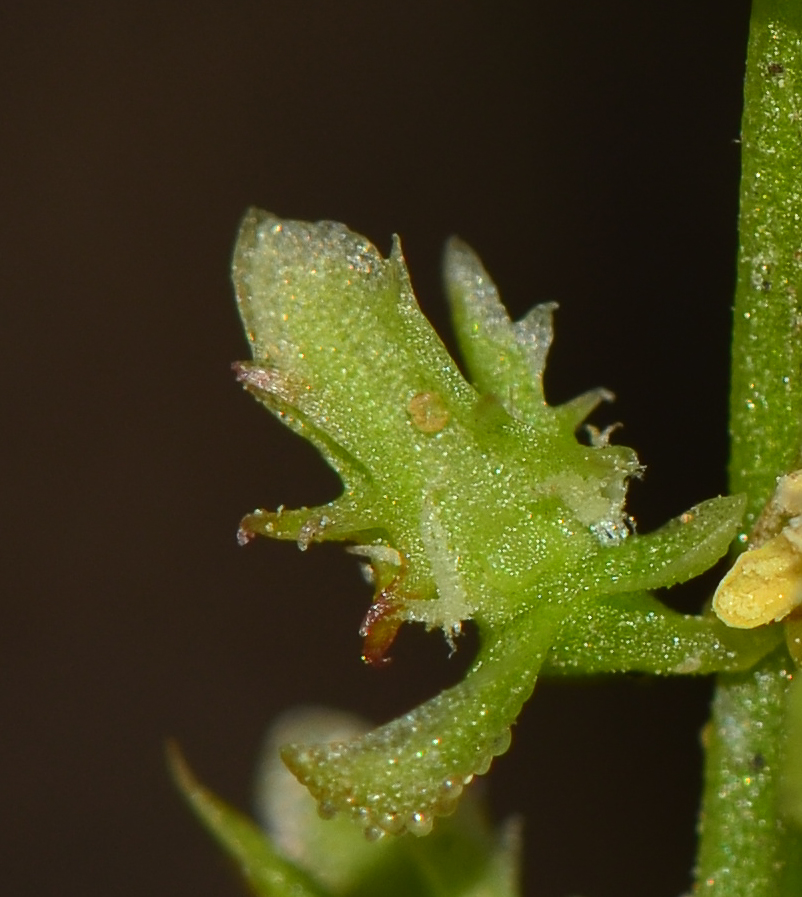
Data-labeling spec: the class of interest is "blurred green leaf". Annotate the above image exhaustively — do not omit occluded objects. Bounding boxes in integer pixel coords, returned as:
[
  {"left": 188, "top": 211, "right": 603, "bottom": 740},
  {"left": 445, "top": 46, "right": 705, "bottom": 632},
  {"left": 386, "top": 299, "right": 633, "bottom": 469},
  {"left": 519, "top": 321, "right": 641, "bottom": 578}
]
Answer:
[{"left": 168, "top": 742, "right": 330, "bottom": 897}]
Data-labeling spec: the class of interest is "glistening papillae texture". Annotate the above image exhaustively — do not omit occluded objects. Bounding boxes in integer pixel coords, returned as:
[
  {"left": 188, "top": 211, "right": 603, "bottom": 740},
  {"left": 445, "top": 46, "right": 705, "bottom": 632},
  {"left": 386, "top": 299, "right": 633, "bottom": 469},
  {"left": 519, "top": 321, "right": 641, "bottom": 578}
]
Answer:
[
  {"left": 282, "top": 642, "right": 537, "bottom": 840},
  {"left": 233, "top": 209, "right": 744, "bottom": 836}
]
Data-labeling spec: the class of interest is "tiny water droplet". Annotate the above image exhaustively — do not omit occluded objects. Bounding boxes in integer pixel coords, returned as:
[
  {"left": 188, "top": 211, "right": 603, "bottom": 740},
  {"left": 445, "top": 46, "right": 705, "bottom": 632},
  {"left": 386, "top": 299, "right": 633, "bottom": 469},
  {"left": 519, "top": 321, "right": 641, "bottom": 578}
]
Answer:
[
  {"left": 407, "top": 811, "right": 433, "bottom": 836},
  {"left": 317, "top": 800, "right": 337, "bottom": 819}
]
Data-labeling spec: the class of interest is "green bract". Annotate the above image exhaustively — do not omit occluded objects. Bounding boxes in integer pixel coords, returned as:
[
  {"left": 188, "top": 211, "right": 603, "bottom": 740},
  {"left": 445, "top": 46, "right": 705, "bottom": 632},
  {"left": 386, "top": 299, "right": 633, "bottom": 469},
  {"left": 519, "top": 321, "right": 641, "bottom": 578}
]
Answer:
[{"left": 232, "top": 209, "right": 747, "bottom": 839}]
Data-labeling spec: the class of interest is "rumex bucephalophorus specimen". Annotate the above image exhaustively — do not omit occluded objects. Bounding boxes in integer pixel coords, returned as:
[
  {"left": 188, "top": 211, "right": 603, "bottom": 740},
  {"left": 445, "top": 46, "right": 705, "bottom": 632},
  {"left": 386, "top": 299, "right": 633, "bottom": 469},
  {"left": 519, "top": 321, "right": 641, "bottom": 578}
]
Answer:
[{"left": 230, "top": 209, "right": 751, "bottom": 840}]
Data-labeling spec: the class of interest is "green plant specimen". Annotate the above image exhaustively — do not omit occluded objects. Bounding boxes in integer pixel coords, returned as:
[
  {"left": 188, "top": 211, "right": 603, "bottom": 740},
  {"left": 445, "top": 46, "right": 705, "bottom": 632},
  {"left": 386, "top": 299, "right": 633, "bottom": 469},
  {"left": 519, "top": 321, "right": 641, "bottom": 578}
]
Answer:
[
  {"left": 171, "top": 0, "right": 802, "bottom": 893},
  {"left": 692, "top": 1, "right": 802, "bottom": 893}
]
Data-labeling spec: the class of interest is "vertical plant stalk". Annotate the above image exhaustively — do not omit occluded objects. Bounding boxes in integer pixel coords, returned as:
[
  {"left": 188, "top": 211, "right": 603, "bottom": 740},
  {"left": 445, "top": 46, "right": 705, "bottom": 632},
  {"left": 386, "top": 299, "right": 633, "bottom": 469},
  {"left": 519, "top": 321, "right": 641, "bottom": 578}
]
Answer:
[
  {"left": 728, "top": 0, "right": 802, "bottom": 525},
  {"left": 696, "top": 1, "right": 802, "bottom": 893},
  {"left": 696, "top": 650, "right": 800, "bottom": 896}
]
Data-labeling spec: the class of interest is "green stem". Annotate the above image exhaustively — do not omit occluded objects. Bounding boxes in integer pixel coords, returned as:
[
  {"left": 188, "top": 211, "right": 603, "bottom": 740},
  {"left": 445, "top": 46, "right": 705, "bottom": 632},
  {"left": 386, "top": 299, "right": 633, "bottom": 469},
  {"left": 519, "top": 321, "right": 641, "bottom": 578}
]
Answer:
[
  {"left": 695, "top": 651, "right": 801, "bottom": 896},
  {"left": 728, "top": 0, "right": 802, "bottom": 529},
  {"left": 695, "top": 1, "right": 802, "bottom": 893}
]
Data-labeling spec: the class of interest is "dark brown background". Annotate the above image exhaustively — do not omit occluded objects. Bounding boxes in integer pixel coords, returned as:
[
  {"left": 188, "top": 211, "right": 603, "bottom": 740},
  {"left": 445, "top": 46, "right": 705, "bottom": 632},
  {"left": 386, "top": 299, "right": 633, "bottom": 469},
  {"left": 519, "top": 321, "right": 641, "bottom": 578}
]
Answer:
[{"left": 4, "top": 2, "right": 749, "bottom": 895}]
